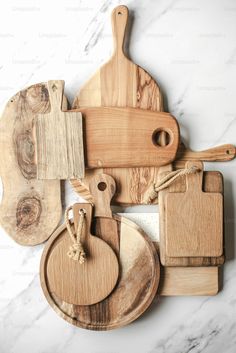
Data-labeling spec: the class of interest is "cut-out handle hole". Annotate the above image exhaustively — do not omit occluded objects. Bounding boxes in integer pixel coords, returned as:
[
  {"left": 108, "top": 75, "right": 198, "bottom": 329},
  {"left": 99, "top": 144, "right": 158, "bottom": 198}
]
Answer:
[
  {"left": 98, "top": 182, "right": 107, "bottom": 191},
  {"left": 118, "top": 11, "right": 122, "bottom": 15},
  {"left": 226, "top": 150, "right": 230, "bottom": 154},
  {"left": 152, "top": 130, "right": 171, "bottom": 147}
]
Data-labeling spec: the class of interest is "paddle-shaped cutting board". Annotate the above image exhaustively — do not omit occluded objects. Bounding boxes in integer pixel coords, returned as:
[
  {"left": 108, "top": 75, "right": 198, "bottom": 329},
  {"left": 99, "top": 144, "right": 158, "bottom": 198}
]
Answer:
[
  {"left": 45, "top": 203, "right": 119, "bottom": 305},
  {"left": 36, "top": 80, "right": 84, "bottom": 180},
  {"left": 0, "top": 83, "right": 63, "bottom": 245},
  {"left": 40, "top": 205, "right": 159, "bottom": 331},
  {"left": 79, "top": 107, "right": 179, "bottom": 168},
  {"left": 72, "top": 5, "right": 164, "bottom": 204},
  {"left": 89, "top": 173, "right": 119, "bottom": 254},
  {"left": 165, "top": 161, "right": 223, "bottom": 258}
]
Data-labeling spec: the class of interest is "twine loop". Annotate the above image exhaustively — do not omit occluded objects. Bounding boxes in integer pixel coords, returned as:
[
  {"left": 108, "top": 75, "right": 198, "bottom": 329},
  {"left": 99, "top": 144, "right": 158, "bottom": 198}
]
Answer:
[
  {"left": 144, "top": 166, "right": 200, "bottom": 204},
  {"left": 65, "top": 206, "right": 86, "bottom": 264}
]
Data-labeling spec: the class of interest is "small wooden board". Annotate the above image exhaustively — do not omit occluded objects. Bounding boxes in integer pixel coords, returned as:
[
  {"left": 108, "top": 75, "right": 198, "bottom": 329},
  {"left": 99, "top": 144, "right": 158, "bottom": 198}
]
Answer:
[
  {"left": 40, "top": 215, "right": 160, "bottom": 330},
  {"left": 0, "top": 83, "right": 63, "bottom": 245},
  {"left": 159, "top": 166, "right": 224, "bottom": 266},
  {"left": 44, "top": 203, "right": 119, "bottom": 305},
  {"left": 78, "top": 107, "right": 179, "bottom": 168},
  {"left": 159, "top": 266, "right": 219, "bottom": 296},
  {"left": 36, "top": 80, "right": 84, "bottom": 180}
]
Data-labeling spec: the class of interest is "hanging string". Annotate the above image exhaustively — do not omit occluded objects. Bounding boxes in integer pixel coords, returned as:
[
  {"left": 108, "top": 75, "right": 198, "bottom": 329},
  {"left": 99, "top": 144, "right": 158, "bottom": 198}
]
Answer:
[
  {"left": 65, "top": 206, "right": 86, "bottom": 264},
  {"left": 143, "top": 166, "right": 200, "bottom": 204}
]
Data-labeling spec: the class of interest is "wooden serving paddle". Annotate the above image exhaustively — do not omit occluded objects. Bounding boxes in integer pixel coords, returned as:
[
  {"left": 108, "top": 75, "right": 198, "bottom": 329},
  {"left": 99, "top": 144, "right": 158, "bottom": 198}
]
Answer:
[
  {"left": 72, "top": 5, "right": 164, "bottom": 204},
  {"left": 165, "top": 161, "right": 223, "bottom": 258},
  {"left": 89, "top": 174, "right": 119, "bottom": 254},
  {"left": 45, "top": 203, "right": 119, "bottom": 305},
  {"left": 73, "top": 5, "right": 162, "bottom": 109},
  {"left": 40, "top": 206, "right": 160, "bottom": 331},
  {"left": 36, "top": 80, "right": 84, "bottom": 180}
]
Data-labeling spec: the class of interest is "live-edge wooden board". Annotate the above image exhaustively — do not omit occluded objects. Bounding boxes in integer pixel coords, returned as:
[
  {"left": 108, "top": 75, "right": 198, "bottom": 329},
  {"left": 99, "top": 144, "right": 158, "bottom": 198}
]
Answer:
[{"left": 0, "top": 83, "right": 66, "bottom": 245}]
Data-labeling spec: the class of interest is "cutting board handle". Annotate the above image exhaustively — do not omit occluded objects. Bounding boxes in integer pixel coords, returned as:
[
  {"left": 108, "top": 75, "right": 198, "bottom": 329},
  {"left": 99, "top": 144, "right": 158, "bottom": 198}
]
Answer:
[
  {"left": 111, "top": 5, "right": 128, "bottom": 57},
  {"left": 72, "top": 203, "right": 93, "bottom": 243},
  {"left": 47, "top": 80, "right": 64, "bottom": 113},
  {"left": 89, "top": 174, "right": 116, "bottom": 218},
  {"left": 185, "top": 161, "right": 204, "bottom": 193}
]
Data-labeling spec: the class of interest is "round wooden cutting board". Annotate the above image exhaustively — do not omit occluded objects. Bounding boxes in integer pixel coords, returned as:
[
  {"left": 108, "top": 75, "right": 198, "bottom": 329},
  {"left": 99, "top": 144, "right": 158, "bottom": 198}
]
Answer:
[{"left": 40, "top": 215, "right": 160, "bottom": 330}]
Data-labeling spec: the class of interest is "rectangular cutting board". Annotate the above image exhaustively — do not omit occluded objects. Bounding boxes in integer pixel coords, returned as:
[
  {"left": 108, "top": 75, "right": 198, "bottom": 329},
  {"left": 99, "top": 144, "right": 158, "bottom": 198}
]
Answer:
[{"left": 159, "top": 166, "right": 224, "bottom": 266}]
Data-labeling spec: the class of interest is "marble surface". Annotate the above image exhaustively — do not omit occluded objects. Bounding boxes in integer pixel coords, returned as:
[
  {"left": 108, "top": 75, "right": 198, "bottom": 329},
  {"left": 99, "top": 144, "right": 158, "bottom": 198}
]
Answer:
[{"left": 0, "top": 0, "right": 236, "bottom": 352}]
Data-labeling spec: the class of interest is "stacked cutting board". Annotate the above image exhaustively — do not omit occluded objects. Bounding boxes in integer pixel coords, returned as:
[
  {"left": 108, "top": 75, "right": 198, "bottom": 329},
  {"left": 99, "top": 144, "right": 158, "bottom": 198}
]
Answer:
[{"left": 0, "top": 5, "right": 235, "bottom": 330}]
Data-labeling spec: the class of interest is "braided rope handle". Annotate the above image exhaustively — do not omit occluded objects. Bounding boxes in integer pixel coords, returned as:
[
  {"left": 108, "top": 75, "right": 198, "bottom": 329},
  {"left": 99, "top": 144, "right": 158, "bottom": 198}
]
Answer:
[{"left": 65, "top": 206, "right": 86, "bottom": 264}]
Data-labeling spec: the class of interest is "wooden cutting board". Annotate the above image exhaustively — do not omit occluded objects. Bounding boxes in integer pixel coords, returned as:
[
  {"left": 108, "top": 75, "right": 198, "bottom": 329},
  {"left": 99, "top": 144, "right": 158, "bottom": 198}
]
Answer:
[
  {"left": 0, "top": 83, "right": 63, "bottom": 245},
  {"left": 159, "top": 162, "right": 224, "bottom": 266},
  {"left": 40, "top": 204, "right": 160, "bottom": 330},
  {"left": 72, "top": 5, "right": 235, "bottom": 204},
  {"left": 36, "top": 80, "right": 84, "bottom": 180},
  {"left": 159, "top": 266, "right": 219, "bottom": 296},
  {"left": 43, "top": 203, "right": 119, "bottom": 305},
  {"left": 70, "top": 141, "right": 233, "bottom": 205},
  {"left": 72, "top": 4, "right": 164, "bottom": 205},
  {"left": 79, "top": 107, "right": 179, "bottom": 168},
  {"left": 89, "top": 173, "right": 119, "bottom": 254}
]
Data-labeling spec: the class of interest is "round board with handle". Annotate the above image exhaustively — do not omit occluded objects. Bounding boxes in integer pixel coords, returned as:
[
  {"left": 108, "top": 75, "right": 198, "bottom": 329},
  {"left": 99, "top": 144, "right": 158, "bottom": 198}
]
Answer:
[
  {"left": 41, "top": 202, "right": 119, "bottom": 306},
  {"left": 40, "top": 173, "right": 160, "bottom": 330}
]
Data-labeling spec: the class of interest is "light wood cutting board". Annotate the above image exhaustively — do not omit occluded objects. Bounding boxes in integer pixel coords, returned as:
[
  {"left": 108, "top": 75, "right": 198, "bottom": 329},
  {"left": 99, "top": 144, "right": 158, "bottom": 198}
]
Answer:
[
  {"left": 159, "top": 167, "right": 224, "bottom": 266},
  {"left": 40, "top": 214, "right": 160, "bottom": 330},
  {"left": 72, "top": 5, "right": 164, "bottom": 205},
  {"left": 0, "top": 83, "right": 65, "bottom": 245}
]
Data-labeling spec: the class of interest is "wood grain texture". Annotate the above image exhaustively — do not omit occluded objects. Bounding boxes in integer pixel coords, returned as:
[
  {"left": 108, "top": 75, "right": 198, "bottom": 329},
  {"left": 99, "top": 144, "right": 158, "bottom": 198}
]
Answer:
[
  {"left": 159, "top": 167, "right": 225, "bottom": 266},
  {"left": 36, "top": 80, "right": 84, "bottom": 180},
  {"left": 159, "top": 266, "right": 219, "bottom": 296},
  {"left": 40, "top": 214, "right": 160, "bottom": 330},
  {"left": 89, "top": 174, "right": 119, "bottom": 253},
  {"left": 72, "top": 5, "right": 234, "bottom": 205},
  {"left": 0, "top": 83, "right": 63, "bottom": 245},
  {"left": 70, "top": 143, "right": 235, "bottom": 206},
  {"left": 72, "top": 5, "right": 164, "bottom": 205},
  {"left": 44, "top": 203, "right": 119, "bottom": 305},
  {"left": 76, "top": 107, "right": 179, "bottom": 168}
]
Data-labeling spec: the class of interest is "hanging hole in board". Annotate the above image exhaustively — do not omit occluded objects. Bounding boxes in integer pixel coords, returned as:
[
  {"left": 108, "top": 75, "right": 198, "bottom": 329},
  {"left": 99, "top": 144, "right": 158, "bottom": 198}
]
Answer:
[
  {"left": 98, "top": 182, "right": 107, "bottom": 191},
  {"left": 118, "top": 11, "right": 122, "bottom": 15},
  {"left": 152, "top": 129, "right": 172, "bottom": 147},
  {"left": 226, "top": 150, "right": 230, "bottom": 155}
]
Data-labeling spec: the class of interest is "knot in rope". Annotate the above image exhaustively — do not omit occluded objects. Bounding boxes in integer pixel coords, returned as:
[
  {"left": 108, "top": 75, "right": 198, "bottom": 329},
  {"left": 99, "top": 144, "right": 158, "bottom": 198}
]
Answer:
[
  {"left": 144, "top": 166, "right": 200, "bottom": 204},
  {"left": 65, "top": 206, "right": 86, "bottom": 264}
]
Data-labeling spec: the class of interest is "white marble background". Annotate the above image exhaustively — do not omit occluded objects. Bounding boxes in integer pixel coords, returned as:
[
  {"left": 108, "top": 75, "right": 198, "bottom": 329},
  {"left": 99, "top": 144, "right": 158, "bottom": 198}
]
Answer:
[{"left": 0, "top": 0, "right": 236, "bottom": 352}]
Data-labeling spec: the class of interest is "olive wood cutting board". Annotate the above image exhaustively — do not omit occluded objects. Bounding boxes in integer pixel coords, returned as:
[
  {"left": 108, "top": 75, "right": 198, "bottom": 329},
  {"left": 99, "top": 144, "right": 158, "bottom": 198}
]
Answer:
[
  {"left": 159, "top": 163, "right": 224, "bottom": 266},
  {"left": 70, "top": 143, "right": 233, "bottom": 205},
  {"left": 72, "top": 4, "right": 164, "bottom": 205},
  {"left": 72, "top": 5, "right": 235, "bottom": 205},
  {"left": 0, "top": 83, "right": 65, "bottom": 245}
]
